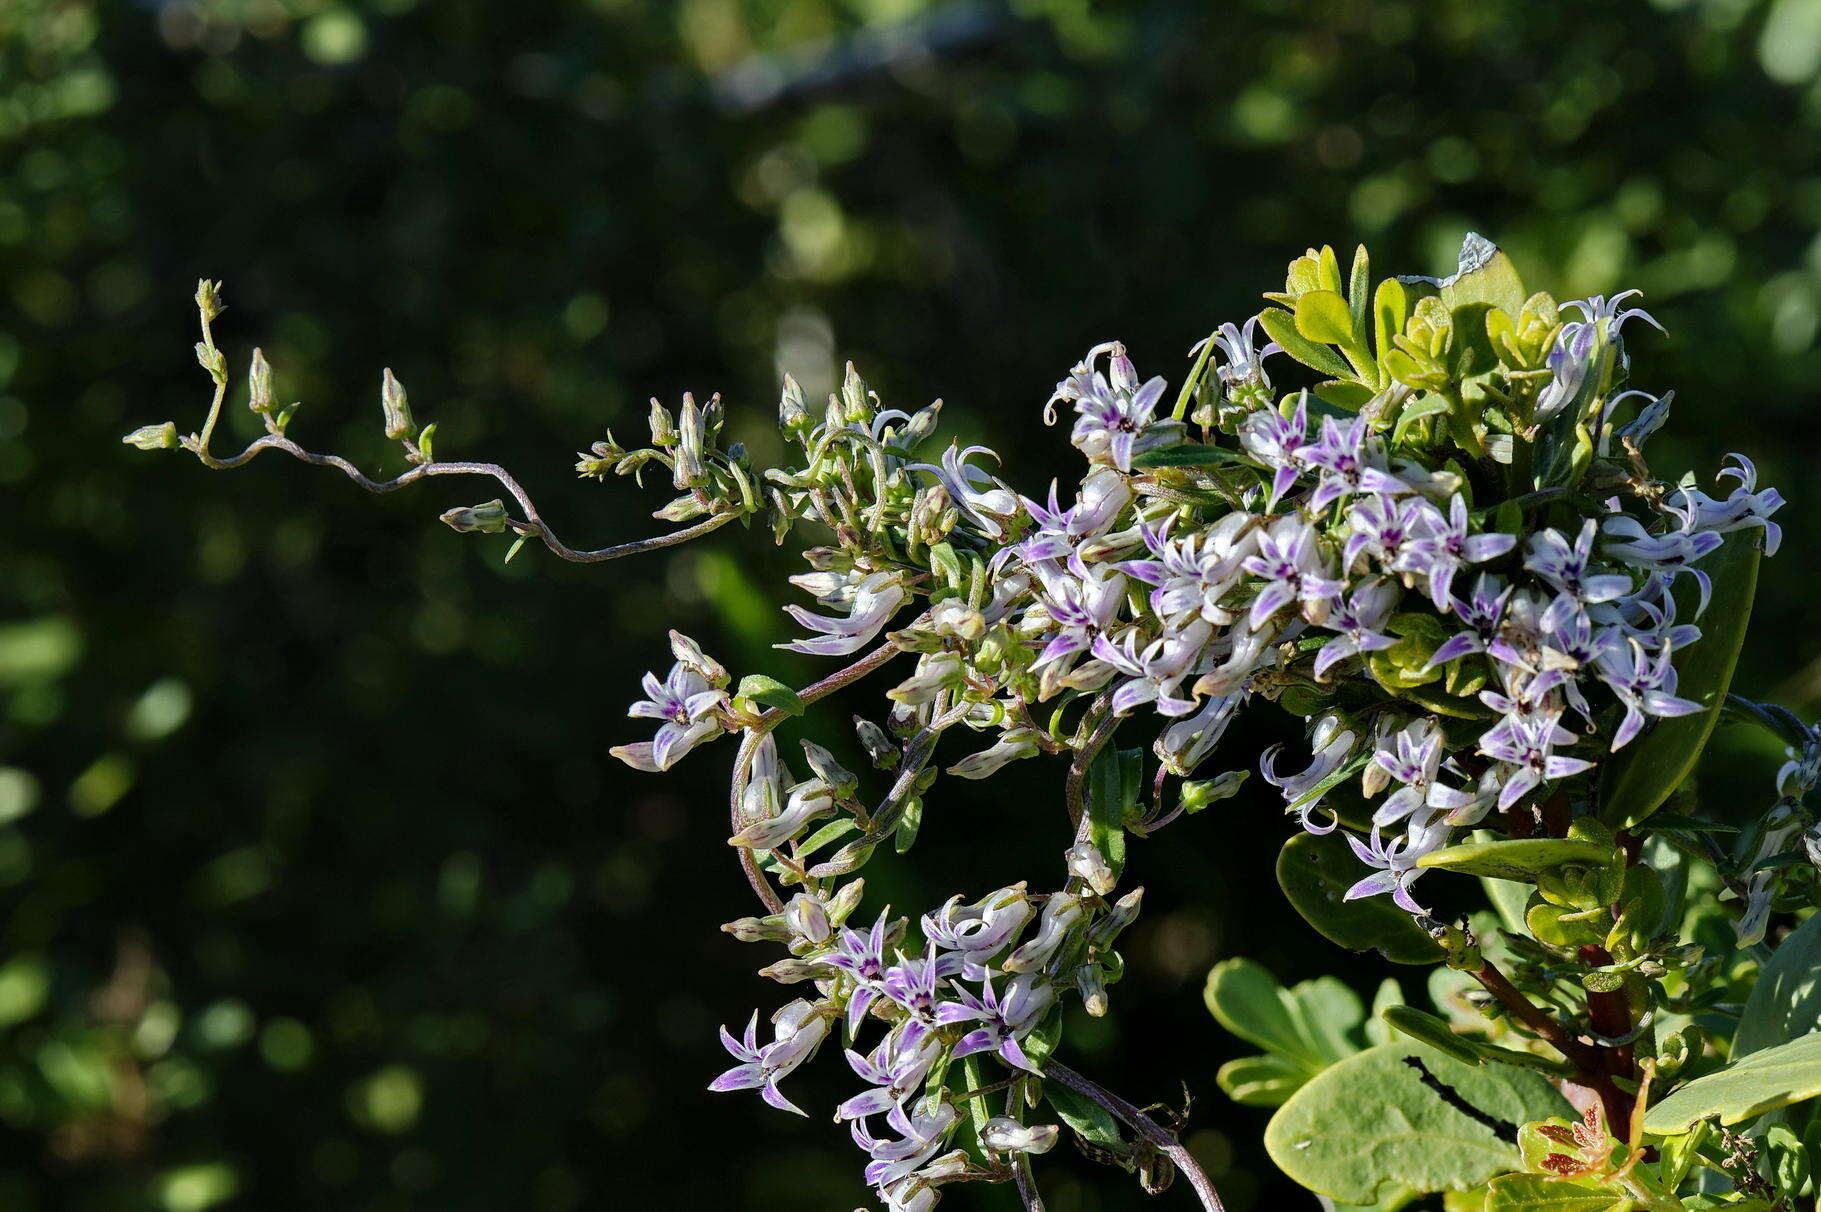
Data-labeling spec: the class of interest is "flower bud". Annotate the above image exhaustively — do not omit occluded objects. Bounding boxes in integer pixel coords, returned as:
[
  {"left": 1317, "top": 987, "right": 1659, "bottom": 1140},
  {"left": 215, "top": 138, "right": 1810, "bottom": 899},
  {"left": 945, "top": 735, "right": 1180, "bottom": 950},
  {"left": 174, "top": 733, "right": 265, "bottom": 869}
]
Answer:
[
  {"left": 194, "top": 278, "right": 224, "bottom": 321},
  {"left": 799, "top": 741, "right": 858, "bottom": 799},
  {"left": 674, "top": 393, "right": 708, "bottom": 488},
  {"left": 930, "top": 598, "right": 985, "bottom": 644},
  {"left": 840, "top": 361, "right": 871, "bottom": 423},
  {"left": 854, "top": 716, "right": 899, "bottom": 769},
  {"left": 1178, "top": 771, "right": 1248, "bottom": 815},
  {"left": 783, "top": 893, "right": 831, "bottom": 945},
  {"left": 898, "top": 400, "right": 943, "bottom": 452},
  {"left": 1077, "top": 964, "right": 1109, "bottom": 1017},
  {"left": 721, "top": 916, "right": 790, "bottom": 943},
  {"left": 247, "top": 348, "right": 274, "bottom": 414},
  {"left": 647, "top": 398, "right": 678, "bottom": 447},
  {"left": 981, "top": 1117, "right": 1059, "bottom": 1156},
  {"left": 1065, "top": 843, "right": 1117, "bottom": 897},
  {"left": 1088, "top": 888, "right": 1144, "bottom": 946},
  {"left": 194, "top": 341, "right": 227, "bottom": 381},
  {"left": 440, "top": 499, "right": 511, "bottom": 534},
  {"left": 122, "top": 422, "right": 180, "bottom": 451},
  {"left": 826, "top": 878, "right": 866, "bottom": 927},
  {"left": 381, "top": 368, "right": 415, "bottom": 440},
  {"left": 777, "top": 373, "right": 811, "bottom": 437},
  {"left": 757, "top": 957, "right": 826, "bottom": 984}
]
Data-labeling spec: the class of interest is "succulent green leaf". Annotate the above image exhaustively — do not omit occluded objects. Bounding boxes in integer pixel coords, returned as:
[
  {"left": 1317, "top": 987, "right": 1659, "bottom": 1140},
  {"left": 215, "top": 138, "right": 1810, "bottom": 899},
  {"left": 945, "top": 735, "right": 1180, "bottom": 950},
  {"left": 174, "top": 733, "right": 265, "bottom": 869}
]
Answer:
[
  {"left": 1314, "top": 380, "right": 1377, "bottom": 411},
  {"left": 1264, "top": 1042, "right": 1571, "bottom": 1203},
  {"left": 1416, "top": 838, "right": 1615, "bottom": 884},
  {"left": 1348, "top": 245, "right": 1371, "bottom": 346},
  {"left": 1277, "top": 832, "right": 1444, "bottom": 964},
  {"left": 1380, "top": 1005, "right": 1485, "bottom": 1067},
  {"left": 1643, "top": 1031, "right": 1821, "bottom": 1135},
  {"left": 1601, "top": 531, "right": 1761, "bottom": 828},
  {"left": 1203, "top": 958, "right": 1361, "bottom": 1070},
  {"left": 1735, "top": 911, "right": 1821, "bottom": 1055},
  {"left": 1087, "top": 746, "right": 1134, "bottom": 882}
]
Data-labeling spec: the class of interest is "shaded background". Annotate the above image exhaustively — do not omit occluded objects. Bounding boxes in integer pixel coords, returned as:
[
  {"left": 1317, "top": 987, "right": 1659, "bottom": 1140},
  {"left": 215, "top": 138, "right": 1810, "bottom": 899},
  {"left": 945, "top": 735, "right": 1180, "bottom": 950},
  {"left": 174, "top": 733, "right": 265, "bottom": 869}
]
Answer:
[{"left": 3, "top": 0, "right": 1821, "bottom": 1207}]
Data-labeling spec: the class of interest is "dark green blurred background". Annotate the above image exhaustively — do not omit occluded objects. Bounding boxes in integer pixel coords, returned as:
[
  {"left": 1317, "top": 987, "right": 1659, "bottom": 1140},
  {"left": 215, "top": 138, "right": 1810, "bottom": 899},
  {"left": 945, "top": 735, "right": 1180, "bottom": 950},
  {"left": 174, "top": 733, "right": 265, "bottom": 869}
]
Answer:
[{"left": 4, "top": 0, "right": 1820, "bottom": 1208}]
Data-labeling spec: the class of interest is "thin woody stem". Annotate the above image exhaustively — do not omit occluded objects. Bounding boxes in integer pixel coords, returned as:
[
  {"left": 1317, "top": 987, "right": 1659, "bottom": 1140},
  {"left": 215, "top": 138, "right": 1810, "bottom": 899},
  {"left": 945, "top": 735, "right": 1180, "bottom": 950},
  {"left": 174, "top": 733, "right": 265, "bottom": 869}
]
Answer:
[
  {"left": 1044, "top": 1061, "right": 1224, "bottom": 1212},
  {"left": 188, "top": 431, "right": 738, "bottom": 563}
]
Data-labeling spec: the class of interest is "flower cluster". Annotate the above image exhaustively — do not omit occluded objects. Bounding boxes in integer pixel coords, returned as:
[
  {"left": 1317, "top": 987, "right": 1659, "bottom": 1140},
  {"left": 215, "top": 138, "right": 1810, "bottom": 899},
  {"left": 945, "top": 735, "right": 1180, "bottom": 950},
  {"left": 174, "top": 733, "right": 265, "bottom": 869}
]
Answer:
[{"left": 130, "top": 241, "right": 1804, "bottom": 1211}]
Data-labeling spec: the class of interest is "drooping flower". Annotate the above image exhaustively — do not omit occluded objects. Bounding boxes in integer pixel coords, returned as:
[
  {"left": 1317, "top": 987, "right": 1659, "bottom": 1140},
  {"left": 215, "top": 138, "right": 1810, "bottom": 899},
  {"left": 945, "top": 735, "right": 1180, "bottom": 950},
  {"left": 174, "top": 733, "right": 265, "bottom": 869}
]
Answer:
[
  {"left": 709, "top": 1001, "right": 831, "bottom": 1116},
  {"left": 780, "top": 570, "right": 909, "bottom": 657},
  {"left": 611, "top": 653, "right": 728, "bottom": 771}
]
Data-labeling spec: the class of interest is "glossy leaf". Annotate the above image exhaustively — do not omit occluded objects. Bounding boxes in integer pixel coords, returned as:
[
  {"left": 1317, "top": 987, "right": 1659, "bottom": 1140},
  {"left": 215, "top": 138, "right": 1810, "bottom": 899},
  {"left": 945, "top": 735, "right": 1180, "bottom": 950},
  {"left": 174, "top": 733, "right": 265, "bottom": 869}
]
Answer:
[
  {"left": 1601, "top": 531, "right": 1762, "bottom": 828},
  {"left": 1643, "top": 1031, "right": 1821, "bottom": 1135},
  {"left": 1483, "top": 1175, "right": 1623, "bottom": 1212},
  {"left": 1204, "top": 958, "right": 1363, "bottom": 1071},
  {"left": 1735, "top": 912, "right": 1821, "bottom": 1055},
  {"left": 1216, "top": 1053, "right": 1309, "bottom": 1107},
  {"left": 1440, "top": 236, "right": 1528, "bottom": 319},
  {"left": 1416, "top": 837, "right": 1614, "bottom": 884},
  {"left": 1277, "top": 831, "right": 1443, "bottom": 964},
  {"left": 1264, "top": 1042, "right": 1571, "bottom": 1203}
]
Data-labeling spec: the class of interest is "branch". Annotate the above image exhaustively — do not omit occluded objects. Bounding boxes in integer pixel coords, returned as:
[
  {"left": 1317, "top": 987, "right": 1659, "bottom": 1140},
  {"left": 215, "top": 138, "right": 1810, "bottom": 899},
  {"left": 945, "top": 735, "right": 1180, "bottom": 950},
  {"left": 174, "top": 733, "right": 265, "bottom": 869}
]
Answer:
[{"left": 1044, "top": 1061, "right": 1225, "bottom": 1212}]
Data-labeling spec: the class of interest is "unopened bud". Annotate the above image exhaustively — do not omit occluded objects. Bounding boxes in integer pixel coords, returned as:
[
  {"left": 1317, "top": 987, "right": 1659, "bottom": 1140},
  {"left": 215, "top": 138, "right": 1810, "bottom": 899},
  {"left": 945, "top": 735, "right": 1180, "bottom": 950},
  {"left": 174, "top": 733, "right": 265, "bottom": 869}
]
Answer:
[
  {"left": 647, "top": 398, "right": 678, "bottom": 447},
  {"left": 826, "top": 878, "right": 866, "bottom": 926},
  {"left": 840, "top": 362, "right": 870, "bottom": 422},
  {"left": 248, "top": 348, "right": 274, "bottom": 414},
  {"left": 122, "top": 422, "right": 180, "bottom": 451},
  {"left": 757, "top": 957, "right": 825, "bottom": 984},
  {"left": 722, "top": 916, "right": 790, "bottom": 943},
  {"left": 1179, "top": 771, "right": 1248, "bottom": 815},
  {"left": 1077, "top": 964, "right": 1109, "bottom": 1017},
  {"left": 783, "top": 893, "right": 831, "bottom": 945},
  {"left": 981, "top": 1118, "right": 1059, "bottom": 1155},
  {"left": 778, "top": 374, "right": 811, "bottom": 436},
  {"left": 440, "top": 499, "right": 511, "bottom": 534},
  {"left": 381, "top": 368, "right": 414, "bottom": 440},
  {"left": 195, "top": 341, "right": 227, "bottom": 381},
  {"left": 194, "top": 278, "right": 224, "bottom": 321},
  {"left": 1089, "top": 888, "right": 1144, "bottom": 946},
  {"left": 668, "top": 631, "right": 728, "bottom": 688},
  {"left": 854, "top": 717, "right": 899, "bottom": 770},
  {"left": 800, "top": 741, "right": 858, "bottom": 799}
]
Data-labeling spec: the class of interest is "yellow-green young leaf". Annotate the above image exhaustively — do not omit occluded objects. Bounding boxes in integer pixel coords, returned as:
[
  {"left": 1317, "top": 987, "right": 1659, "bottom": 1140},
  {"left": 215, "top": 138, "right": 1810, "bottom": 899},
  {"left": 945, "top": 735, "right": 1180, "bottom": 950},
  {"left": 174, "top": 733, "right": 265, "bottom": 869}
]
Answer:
[
  {"left": 1736, "top": 911, "right": 1821, "bottom": 1054},
  {"left": 736, "top": 674, "right": 804, "bottom": 716},
  {"left": 1277, "top": 832, "right": 1444, "bottom": 964},
  {"left": 1643, "top": 1031, "right": 1821, "bottom": 1135},
  {"left": 1264, "top": 1043, "right": 1572, "bottom": 1204},
  {"left": 1295, "top": 289, "right": 1356, "bottom": 347},
  {"left": 1374, "top": 277, "right": 1409, "bottom": 363},
  {"left": 1261, "top": 307, "right": 1354, "bottom": 379},
  {"left": 1417, "top": 837, "right": 1615, "bottom": 884},
  {"left": 1316, "top": 244, "right": 1345, "bottom": 293},
  {"left": 1600, "top": 531, "right": 1761, "bottom": 828},
  {"left": 1348, "top": 245, "right": 1371, "bottom": 342},
  {"left": 1484, "top": 1175, "right": 1624, "bottom": 1212}
]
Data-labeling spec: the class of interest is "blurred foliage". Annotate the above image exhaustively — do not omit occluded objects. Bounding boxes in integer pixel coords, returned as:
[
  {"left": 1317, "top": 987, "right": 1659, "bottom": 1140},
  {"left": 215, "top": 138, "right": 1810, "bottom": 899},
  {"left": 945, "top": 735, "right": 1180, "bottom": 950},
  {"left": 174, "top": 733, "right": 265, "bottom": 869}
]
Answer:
[{"left": 2, "top": 0, "right": 1820, "bottom": 1207}]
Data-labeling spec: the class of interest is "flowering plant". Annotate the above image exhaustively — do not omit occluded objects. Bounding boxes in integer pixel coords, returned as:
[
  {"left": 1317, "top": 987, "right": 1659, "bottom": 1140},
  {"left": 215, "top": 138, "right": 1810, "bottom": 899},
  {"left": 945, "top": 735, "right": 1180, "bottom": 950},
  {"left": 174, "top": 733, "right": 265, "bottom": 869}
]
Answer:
[{"left": 128, "top": 236, "right": 1821, "bottom": 1211}]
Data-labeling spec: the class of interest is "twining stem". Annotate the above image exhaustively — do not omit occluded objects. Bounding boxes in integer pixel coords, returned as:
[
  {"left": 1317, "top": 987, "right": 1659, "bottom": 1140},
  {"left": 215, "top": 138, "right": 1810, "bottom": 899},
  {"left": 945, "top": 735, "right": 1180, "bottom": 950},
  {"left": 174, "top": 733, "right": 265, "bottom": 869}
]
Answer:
[
  {"left": 1013, "top": 1155, "right": 1045, "bottom": 1211},
  {"left": 190, "top": 432, "right": 739, "bottom": 563},
  {"left": 1044, "top": 1062, "right": 1224, "bottom": 1212}
]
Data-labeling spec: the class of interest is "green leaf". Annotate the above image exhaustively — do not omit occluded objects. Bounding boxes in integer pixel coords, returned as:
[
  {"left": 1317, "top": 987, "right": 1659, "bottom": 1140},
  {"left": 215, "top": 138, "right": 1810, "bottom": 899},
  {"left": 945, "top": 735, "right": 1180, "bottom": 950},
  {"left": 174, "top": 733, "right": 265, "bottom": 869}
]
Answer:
[
  {"left": 1446, "top": 303, "right": 1500, "bottom": 387},
  {"left": 1045, "top": 1080, "right": 1125, "bottom": 1148},
  {"left": 1088, "top": 747, "right": 1136, "bottom": 882},
  {"left": 1374, "top": 277, "right": 1409, "bottom": 363},
  {"left": 1483, "top": 1175, "right": 1623, "bottom": 1212},
  {"left": 1440, "top": 236, "right": 1528, "bottom": 319},
  {"left": 1264, "top": 1042, "right": 1572, "bottom": 1204},
  {"left": 1381, "top": 1005, "right": 1486, "bottom": 1067},
  {"left": 1417, "top": 837, "right": 1615, "bottom": 884},
  {"left": 1601, "top": 531, "right": 1762, "bottom": 828},
  {"left": 1643, "top": 1031, "right": 1821, "bottom": 1135},
  {"left": 1203, "top": 958, "right": 1360, "bottom": 1071},
  {"left": 736, "top": 673, "right": 804, "bottom": 716},
  {"left": 1217, "top": 1053, "right": 1310, "bottom": 1107},
  {"left": 1314, "top": 379, "right": 1377, "bottom": 411},
  {"left": 1277, "top": 831, "right": 1444, "bottom": 964},
  {"left": 1348, "top": 245, "right": 1371, "bottom": 341},
  {"left": 1481, "top": 874, "right": 1529, "bottom": 935},
  {"left": 1260, "top": 306, "right": 1354, "bottom": 380},
  {"left": 1735, "top": 912, "right": 1821, "bottom": 1055},
  {"left": 1130, "top": 443, "right": 1256, "bottom": 469},
  {"left": 1296, "top": 288, "right": 1358, "bottom": 348}
]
